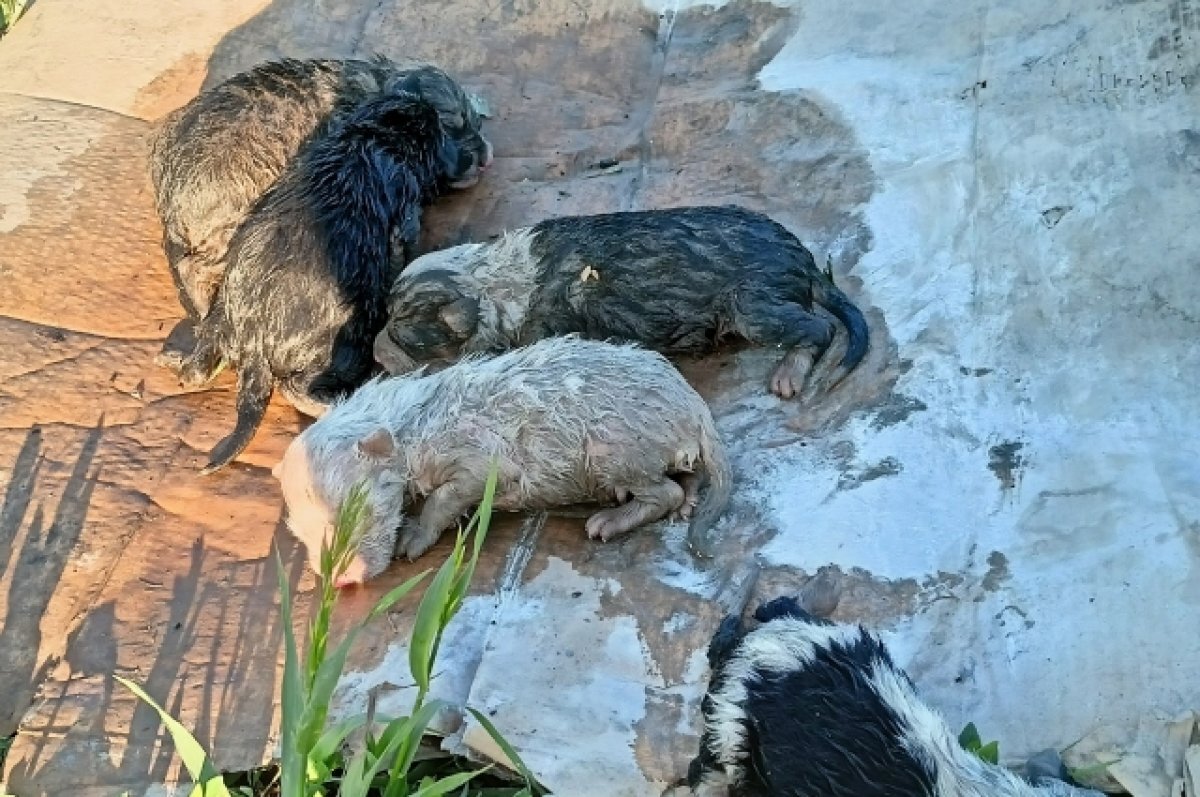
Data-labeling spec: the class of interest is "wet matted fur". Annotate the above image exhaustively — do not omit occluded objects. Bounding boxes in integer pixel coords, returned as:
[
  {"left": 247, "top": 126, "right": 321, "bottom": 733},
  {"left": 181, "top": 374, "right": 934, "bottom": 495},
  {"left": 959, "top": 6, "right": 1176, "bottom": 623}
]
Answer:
[
  {"left": 182, "top": 91, "right": 465, "bottom": 474},
  {"left": 689, "top": 597, "right": 1106, "bottom": 797},
  {"left": 149, "top": 56, "right": 491, "bottom": 348},
  {"left": 374, "top": 205, "right": 869, "bottom": 398},
  {"left": 273, "top": 336, "right": 733, "bottom": 585}
]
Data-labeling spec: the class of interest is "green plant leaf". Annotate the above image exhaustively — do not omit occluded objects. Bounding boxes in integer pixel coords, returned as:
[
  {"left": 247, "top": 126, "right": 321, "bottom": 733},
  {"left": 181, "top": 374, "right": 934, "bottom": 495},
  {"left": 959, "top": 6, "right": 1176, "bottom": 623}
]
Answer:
[
  {"left": 383, "top": 699, "right": 450, "bottom": 797},
  {"left": 409, "top": 557, "right": 459, "bottom": 693},
  {"left": 447, "top": 466, "right": 499, "bottom": 619},
  {"left": 976, "top": 740, "right": 1000, "bottom": 765},
  {"left": 274, "top": 550, "right": 307, "bottom": 797},
  {"left": 114, "top": 676, "right": 232, "bottom": 797},
  {"left": 957, "top": 722, "right": 982, "bottom": 752},
  {"left": 309, "top": 713, "right": 369, "bottom": 773},
  {"left": 336, "top": 744, "right": 377, "bottom": 797},
  {"left": 408, "top": 767, "right": 489, "bottom": 797},
  {"left": 366, "top": 570, "right": 433, "bottom": 625},
  {"left": 465, "top": 708, "right": 543, "bottom": 795}
]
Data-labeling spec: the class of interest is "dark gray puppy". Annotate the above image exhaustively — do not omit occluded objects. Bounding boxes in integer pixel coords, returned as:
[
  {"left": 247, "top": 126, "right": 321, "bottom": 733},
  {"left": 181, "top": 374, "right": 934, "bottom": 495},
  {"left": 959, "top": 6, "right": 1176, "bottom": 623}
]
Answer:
[
  {"left": 180, "top": 91, "right": 463, "bottom": 474},
  {"left": 374, "top": 206, "right": 869, "bottom": 398},
  {"left": 149, "top": 56, "right": 491, "bottom": 360}
]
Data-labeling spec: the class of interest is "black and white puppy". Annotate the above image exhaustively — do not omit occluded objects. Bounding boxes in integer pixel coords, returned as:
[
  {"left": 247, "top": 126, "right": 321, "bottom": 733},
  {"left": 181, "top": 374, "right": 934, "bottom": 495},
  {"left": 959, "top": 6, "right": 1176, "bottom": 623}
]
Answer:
[
  {"left": 373, "top": 206, "right": 869, "bottom": 398},
  {"left": 180, "top": 91, "right": 463, "bottom": 474},
  {"left": 689, "top": 597, "right": 1106, "bottom": 797},
  {"left": 150, "top": 56, "right": 491, "bottom": 361}
]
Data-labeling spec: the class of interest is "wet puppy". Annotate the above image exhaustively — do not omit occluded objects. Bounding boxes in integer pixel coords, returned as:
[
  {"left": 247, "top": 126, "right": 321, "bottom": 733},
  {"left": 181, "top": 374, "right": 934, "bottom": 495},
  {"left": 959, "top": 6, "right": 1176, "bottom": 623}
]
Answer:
[
  {"left": 150, "top": 56, "right": 491, "bottom": 360},
  {"left": 273, "top": 336, "right": 733, "bottom": 585},
  {"left": 374, "top": 205, "right": 869, "bottom": 398},
  {"left": 689, "top": 597, "right": 1105, "bottom": 797},
  {"left": 181, "top": 91, "right": 463, "bottom": 474}
]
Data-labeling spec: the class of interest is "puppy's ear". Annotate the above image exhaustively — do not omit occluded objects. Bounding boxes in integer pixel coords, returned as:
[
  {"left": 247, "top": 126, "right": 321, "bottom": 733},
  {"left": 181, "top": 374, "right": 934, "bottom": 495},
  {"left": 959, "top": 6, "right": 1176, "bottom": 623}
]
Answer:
[
  {"left": 439, "top": 295, "right": 480, "bottom": 339},
  {"left": 356, "top": 428, "right": 397, "bottom": 460},
  {"left": 393, "top": 71, "right": 425, "bottom": 97}
]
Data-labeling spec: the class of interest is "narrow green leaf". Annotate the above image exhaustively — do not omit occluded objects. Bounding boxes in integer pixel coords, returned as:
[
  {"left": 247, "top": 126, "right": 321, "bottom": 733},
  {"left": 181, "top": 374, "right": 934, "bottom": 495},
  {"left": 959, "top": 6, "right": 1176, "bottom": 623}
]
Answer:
[
  {"left": 114, "top": 676, "right": 232, "bottom": 797},
  {"left": 409, "top": 559, "right": 459, "bottom": 692},
  {"left": 977, "top": 740, "right": 1000, "bottom": 765},
  {"left": 957, "top": 722, "right": 981, "bottom": 751},
  {"left": 337, "top": 745, "right": 376, "bottom": 797},
  {"left": 447, "top": 465, "right": 499, "bottom": 618},
  {"left": 274, "top": 549, "right": 307, "bottom": 797},
  {"left": 465, "top": 708, "right": 542, "bottom": 795},
  {"left": 384, "top": 699, "right": 449, "bottom": 796},
  {"left": 309, "top": 713, "right": 369, "bottom": 772},
  {"left": 408, "top": 768, "right": 489, "bottom": 797},
  {"left": 365, "top": 569, "right": 433, "bottom": 625}
]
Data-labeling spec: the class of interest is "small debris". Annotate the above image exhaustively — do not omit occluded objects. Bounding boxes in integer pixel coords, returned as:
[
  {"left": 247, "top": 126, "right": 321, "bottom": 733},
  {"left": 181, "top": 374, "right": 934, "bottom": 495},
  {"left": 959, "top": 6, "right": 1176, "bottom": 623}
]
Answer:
[
  {"left": 584, "top": 164, "right": 623, "bottom": 178},
  {"left": 1040, "top": 205, "right": 1072, "bottom": 228},
  {"left": 580, "top": 265, "right": 600, "bottom": 282}
]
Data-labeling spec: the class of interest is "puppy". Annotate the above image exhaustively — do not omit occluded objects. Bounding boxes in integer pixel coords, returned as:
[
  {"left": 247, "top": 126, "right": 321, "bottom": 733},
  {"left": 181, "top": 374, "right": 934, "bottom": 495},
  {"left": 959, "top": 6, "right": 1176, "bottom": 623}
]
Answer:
[
  {"left": 181, "top": 91, "right": 463, "bottom": 474},
  {"left": 149, "top": 56, "right": 491, "bottom": 358},
  {"left": 689, "top": 597, "right": 1106, "bottom": 797},
  {"left": 374, "top": 205, "right": 869, "bottom": 398},
  {"left": 273, "top": 336, "right": 733, "bottom": 585}
]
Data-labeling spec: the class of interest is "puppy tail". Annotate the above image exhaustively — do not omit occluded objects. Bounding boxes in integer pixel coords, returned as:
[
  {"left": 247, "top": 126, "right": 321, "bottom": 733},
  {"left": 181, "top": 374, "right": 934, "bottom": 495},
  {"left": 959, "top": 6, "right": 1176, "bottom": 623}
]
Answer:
[
  {"left": 687, "top": 419, "right": 733, "bottom": 560},
  {"left": 201, "top": 363, "right": 273, "bottom": 474},
  {"left": 813, "top": 275, "right": 870, "bottom": 388}
]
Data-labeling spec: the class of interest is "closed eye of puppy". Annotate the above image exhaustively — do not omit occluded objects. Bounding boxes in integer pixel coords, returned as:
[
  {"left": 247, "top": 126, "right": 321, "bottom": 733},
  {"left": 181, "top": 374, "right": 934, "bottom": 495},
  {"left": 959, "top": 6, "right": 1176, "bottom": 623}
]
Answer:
[
  {"left": 374, "top": 205, "right": 870, "bottom": 398},
  {"left": 182, "top": 90, "right": 465, "bottom": 474},
  {"left": 274, "top": 336, "right": 734, "bottom": 586},
  {"left": 149, "top": 56, "right": 492, "bottom": 370}
]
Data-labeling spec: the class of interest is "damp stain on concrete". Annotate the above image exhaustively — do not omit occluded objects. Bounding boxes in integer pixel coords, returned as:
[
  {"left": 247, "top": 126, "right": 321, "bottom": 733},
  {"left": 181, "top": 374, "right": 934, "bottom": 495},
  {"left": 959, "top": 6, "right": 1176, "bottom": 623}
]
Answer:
[
  {"left": 988, "top": 440, "right": 1026, "bottom": 490},
  {"left": 836, "top": 455, "right": 903, "bottom": 492},
  {"left": 982, "top": 550, "right": 1011, "bottom": 592},
  {"left": 869, "top": 392, "right": 928, "bottom": 430}
]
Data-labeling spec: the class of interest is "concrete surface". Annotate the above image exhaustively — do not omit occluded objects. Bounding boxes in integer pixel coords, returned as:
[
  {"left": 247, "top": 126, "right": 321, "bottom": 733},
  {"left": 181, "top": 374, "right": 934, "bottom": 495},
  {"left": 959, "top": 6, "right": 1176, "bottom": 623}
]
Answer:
[{"left": 0, "top": 0, "right": 1198, "bottom": 794}]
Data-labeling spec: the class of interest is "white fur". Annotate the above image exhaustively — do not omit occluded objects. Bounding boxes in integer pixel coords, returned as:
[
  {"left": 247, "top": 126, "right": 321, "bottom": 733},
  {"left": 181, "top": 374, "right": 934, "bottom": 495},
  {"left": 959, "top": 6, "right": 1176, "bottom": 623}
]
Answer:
[
  {"left": 277, "top": 336, "right": 728, "bottom": 582},
  {"left": 394, "top": 228, "right": 542, "bottom": 349}
]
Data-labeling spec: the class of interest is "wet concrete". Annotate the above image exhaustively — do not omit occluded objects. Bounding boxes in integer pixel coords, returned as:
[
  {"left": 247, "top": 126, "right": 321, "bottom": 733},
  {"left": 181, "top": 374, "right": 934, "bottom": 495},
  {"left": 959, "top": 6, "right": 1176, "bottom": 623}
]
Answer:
[{"left": 1, "top": 0, "right": 1198, "bottom": 793}]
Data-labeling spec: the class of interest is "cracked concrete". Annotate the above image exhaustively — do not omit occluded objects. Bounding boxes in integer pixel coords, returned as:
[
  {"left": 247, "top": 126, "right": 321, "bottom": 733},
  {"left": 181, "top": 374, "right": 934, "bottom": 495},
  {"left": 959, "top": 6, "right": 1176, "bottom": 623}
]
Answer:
[{"left": 1, "top": 0, "right": 1199, "bottom": 794}]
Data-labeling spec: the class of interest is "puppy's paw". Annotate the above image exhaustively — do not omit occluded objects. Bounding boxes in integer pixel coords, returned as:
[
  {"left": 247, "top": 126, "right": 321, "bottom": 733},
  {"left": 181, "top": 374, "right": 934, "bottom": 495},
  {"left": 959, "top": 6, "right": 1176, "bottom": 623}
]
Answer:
[
  {"left": 585, "top": 509, "right": 631, "bottom": 542},
  {"left": 179, "top": 356, "right": 222, "bottom": 388},
  {"left": 154, "top": 345, "right": 190, "bottom": 374},
  {"left": 769, "top": 361, "right": 806, "bottom": 400},
  {"left": 402, "top": 528, "right": 440, "bottom": 561},
  {"left": 672, "top": 497, "right": 699, "bottom": 523}
]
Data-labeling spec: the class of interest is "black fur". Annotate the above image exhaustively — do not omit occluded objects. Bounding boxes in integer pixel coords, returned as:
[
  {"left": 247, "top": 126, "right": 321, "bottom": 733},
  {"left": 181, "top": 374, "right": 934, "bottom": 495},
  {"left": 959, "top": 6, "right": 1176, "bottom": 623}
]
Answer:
[
  {"left": 182, "top": 92, "right": 461, "bottom": 473},
  {"left": 378, "top": 206, "right": 870, "bottom": 396},
  {"left": 690, "top": 599, "right": 937, "bottom": 797},
  {"left": 149, "top": 56, "right": 490, "bottom": 367}
]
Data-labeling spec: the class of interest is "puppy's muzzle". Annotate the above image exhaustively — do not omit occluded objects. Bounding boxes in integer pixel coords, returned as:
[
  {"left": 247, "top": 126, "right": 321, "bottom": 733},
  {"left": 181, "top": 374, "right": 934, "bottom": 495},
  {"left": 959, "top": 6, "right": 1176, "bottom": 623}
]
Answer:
[{"left": 374, "top": 327, "right": 419, "bottom": 375}]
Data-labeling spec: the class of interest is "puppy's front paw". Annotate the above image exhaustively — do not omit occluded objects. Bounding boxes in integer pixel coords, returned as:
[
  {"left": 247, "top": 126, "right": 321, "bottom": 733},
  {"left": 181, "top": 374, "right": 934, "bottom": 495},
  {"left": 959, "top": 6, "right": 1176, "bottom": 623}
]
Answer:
[
  {"left": 585, "top": 509, "right": 632, "bottom": 542},
  {"left": 179, "top": 358, "right": 220, "bottom": 388},
  {"left": 402, "top": 528, "right": 440, "bottom": 561}
]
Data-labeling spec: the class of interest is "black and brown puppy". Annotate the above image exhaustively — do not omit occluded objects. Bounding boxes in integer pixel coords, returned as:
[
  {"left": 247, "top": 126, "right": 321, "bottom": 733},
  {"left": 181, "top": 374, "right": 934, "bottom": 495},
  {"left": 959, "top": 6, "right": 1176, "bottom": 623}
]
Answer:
[
  {"left": 373, "top": 206, "right": 869, "bottom": 397},
  {"left": 150, "top": 56, "right": 491, "bottom": 364},
  {"left": 180, "top": 91, "right": 463, "bottom": 474}
]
